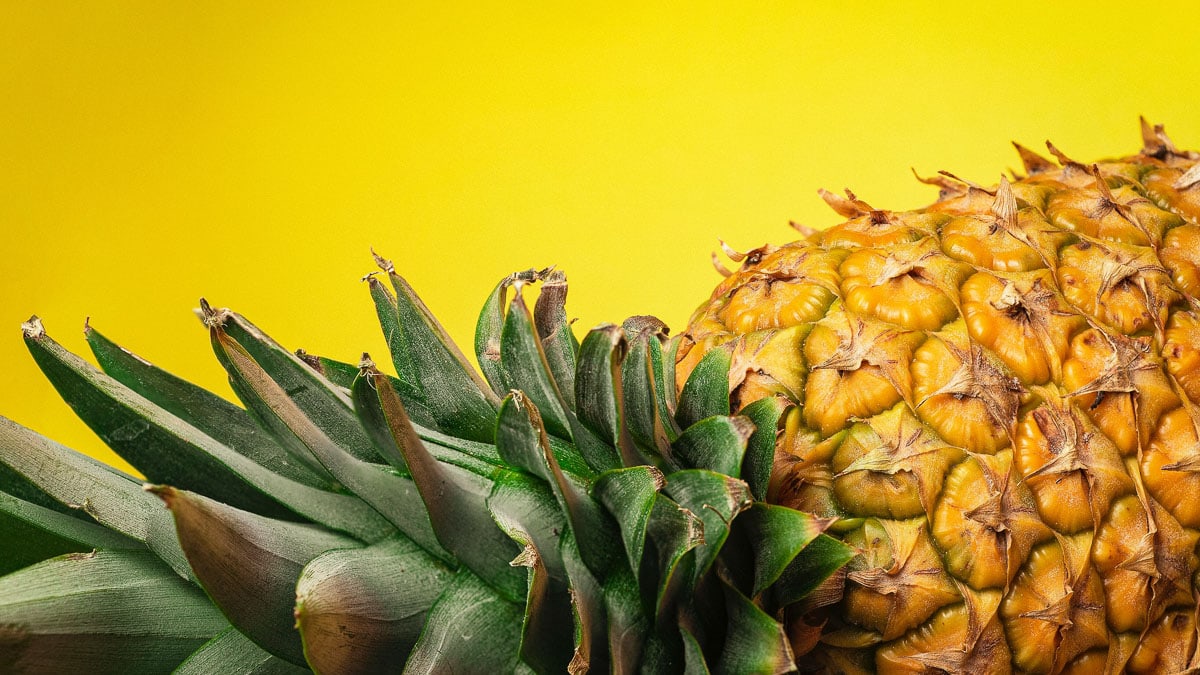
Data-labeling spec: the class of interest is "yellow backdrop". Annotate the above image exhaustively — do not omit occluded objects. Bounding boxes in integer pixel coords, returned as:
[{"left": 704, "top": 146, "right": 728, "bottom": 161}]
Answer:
[{"left": 3, "top": 2, "right": 1200, "bottom": 473}]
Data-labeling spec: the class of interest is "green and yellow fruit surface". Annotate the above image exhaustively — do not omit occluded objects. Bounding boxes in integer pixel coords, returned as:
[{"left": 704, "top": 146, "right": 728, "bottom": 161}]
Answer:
[{"left": 678, "top": 121, "right": 1200, "bottom": 672}]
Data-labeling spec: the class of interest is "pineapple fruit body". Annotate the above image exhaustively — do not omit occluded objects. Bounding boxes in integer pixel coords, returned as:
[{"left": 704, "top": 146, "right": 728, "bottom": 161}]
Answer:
[{"left": 677, "top": 122, "right": 1200, "bottom": 673}]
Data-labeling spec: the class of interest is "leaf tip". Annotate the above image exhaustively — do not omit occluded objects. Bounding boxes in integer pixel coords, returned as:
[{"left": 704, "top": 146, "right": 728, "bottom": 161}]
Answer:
[
  {"left": 143, "top": 483, "right": 179, "bottom": 506},
  {"left": 197, "top": 299, "right": 228, "bottom": 329},
  {"left": 370, "top": 247, "right": 395, "bottom": 274},
  {"left": 20, "top": 315, "right": 44, "bottom": 339}
]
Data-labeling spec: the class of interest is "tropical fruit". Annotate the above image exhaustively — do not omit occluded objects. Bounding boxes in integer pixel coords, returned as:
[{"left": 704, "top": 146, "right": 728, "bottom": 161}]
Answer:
[
  {"left": 4, "top": 120, "right": 1200, "bottom": 674},
  {"left": 0, "top": 263, "right": 849, "bottom": 673},
  {"left": 677, "top": 119, "right": 1200, "bottom": 672}
]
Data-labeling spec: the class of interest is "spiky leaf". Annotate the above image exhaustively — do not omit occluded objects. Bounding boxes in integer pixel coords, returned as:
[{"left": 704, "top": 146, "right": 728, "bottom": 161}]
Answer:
[
  {"left": 151, "top": 486, "right": 360, "bottom": 666},
  {"left": 175, "top": 627, "right": 309, "bottom": 675},
  {"left": 295, "top": 535, "right": 454, "bottom": 674},
  {"left": 404, "top": 570, "right": 524, "bottom": 675},
  {"left": 0, "top": 550, "right": 227, "bottom": 674}
]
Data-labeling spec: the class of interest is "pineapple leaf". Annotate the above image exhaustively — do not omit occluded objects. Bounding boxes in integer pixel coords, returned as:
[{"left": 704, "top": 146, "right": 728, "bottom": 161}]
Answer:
[
  {"left": 25, "top": 326, "right": 392, "bottom": 541},
  {"left": 715, "top": 577, "right": 794, "bottom": 675},
  {"left": 294, "top": 349, "right": 360, "bottom": 391},
  {"left": 150, "top": 485, "right": 361, "bottom": 666},
  {"left": 295, "top": 535, "right": 454, "bottom": 674},
  {"left": 593, "top": 465, "right": 663, "bottom": 578},
  {"left": 500, "top": 283, "right": 574, "bottom": 439},
  {"left": 214, "top": 309, "right": 382, "bottom": 463},
  {"left": 175, "top": 627, "right": 310, "bottom": 675},
  {"left": 0, "top": 550, "right": 228, "bottom": 674},
  {"left": 603, "top": 565, "right": 651, "bottom": 672},
  {"left": 496, "top": 391, "right": 593, "bottom": 483},
  {"left": 0, "top": 490, "right": 141, "bottom": 575},
  {"left": 404, "top": 569, "right": 524, "bottom": 675},
  {"left": 674, "top": 415, "right": 755, "bottom": 477},
  {"left": 366, "top": 276, "right": 443, "bottom": 430},
  {"left": 735, "top": 503, "right": 835, "bottom": 597},
  {"left": 365, "top": 365, "right": 526, "bottom": 601},
  {"left": 622, "top": 327, "right": 679, "bottom": 462},
  {"left": 373, "top": 264, "right": 500, "bottom": 442},
  {"left": 85, "top": 324, "right": 329, "bottom": 488},
  {"left": 533, "top": 269, "right": 580, "bottom": 410},
  {"left": 573, "top": 325, "right": 632, "bottom": 470},
  {"left": 662, "top": 470, "right": 753, "bottom": 582},
  {"left": 676, "top": 345, "right": 732, "bottom": 429},
  {"left": 0, "top": 415, "right": 193, "bottom": 579},
  {"left": 26, "top": 326, "right": 308, "bottom": 519},
  {"left": 487, "top": 471, "right": 568, "bottom": 580},
  {"left": 738, "top": 396, "right": 789, "bottom": 501},
  {"left": 559, "top": 527, "right": 608, "bottom": 674},
  {"left": 766, "top": 533, "right": 855, "bottom": 610},
  {"left": 681, "top": 624, "right": 713, "bottom": 675},
  {"left": 645, "top": 496, "right": 703, "bottom": 621},
  {"left": 496, "top": 504, "right": 575, "bottom": 674}
]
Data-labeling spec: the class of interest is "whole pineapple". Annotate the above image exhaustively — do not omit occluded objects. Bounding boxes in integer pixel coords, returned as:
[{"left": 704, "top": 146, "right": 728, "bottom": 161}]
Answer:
[{"left": 677, "top": 119, "right": 1200, "bottom": 672}]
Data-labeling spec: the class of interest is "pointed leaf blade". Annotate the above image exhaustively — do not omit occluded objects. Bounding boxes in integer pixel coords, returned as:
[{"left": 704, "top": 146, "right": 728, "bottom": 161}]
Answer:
[
  {"left": 676, "top": 345, "right": 732, "bottom": 429},
  {"left": 738, "top": 397, "right": 788, "bottom": 501},
  {"left": 0, "top": 490, "right": 140, "bottom": 575},
  {"left": 151, "top": 485, "right": 361, "bottom": 665},
  {"left": 0, "top": 550, "right": 228, "bottom": 674},
  {"left": 295, "top": 535, "right": 454, "bottom": 673},
  {"left": 86, "top": 324, "right": 327, "bottom": 487},
  {"left": 674, "top": 415, "right": 755, "bottom": 477},
  {"left": 736, "top": 503, "right": 836, "bottom": 597},
  {"left": 715, "top": 579, "right": 795, "bottom": 675}
]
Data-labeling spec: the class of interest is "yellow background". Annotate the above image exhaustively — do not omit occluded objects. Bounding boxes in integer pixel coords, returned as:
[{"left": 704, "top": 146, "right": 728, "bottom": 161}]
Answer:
[{"left": 3, "top": 2, "right": 1200, "bottom": 473}]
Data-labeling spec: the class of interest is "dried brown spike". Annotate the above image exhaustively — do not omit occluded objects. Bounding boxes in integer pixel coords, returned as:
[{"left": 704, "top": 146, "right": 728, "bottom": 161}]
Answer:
[
  {"left": 1012, "top": 142, "right": 1057, "bottom": 175},
  {"left": 370, "top": 247, "right": 395, "bottom": 274},
  {"left": 938, "top": 171, "right": 996, "bottom": 196},
  {"left": 719, "top": 240, "right": 747, "bottom": 262},
  {"left": 1045, "top": 141, "right": 1085, "bottom": 170},
  {"left": 1141, "top": 116, "right": 1180, "bottom": 157},
  {"left": 711, "top": 251, "right": 733, "bottom": 277},
  {"left": 788, "top": 220, "right": 818, "bottom": 237},
  {"left": 990, "top": 175, "right": 1018, "bottom": 228},
  {"left": 1174, "top": 163, "right": 1200, "bottom": 190},
  {"left": 911, "top": 168, "right": 966, "bottom": 200},
  {"left": 818, "top": 188, "right": 874, "bottom": 219}
]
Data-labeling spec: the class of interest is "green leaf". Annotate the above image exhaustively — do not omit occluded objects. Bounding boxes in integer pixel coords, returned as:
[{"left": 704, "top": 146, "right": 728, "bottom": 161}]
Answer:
[
  {"left": 603, "top": 565, "right": 649, "bottom": 672},
  {"left": 621, "top": 323, "right": 678, "bottom": 463},
  {"left": 495, "top": 392, "right": 592, "bottom": 483},
  {"left": 352, "top": 362, "right": 505, "bottom": 475},
  {"left": 559, "top": 528, "right": 608, "bottom": 675},
  {"left": 645, "top": 496, "right": 703, "bottom": 621},
  {"left": 674, "top": 415, "right": 755, "bottom": 477},
  {"left": 738, "top": 397, "right": 788, "bottom": 501},
  {"left": 214, "top": 308, "right": 382, "bottom": 463},
  {"left": 0, "top": 550, "right": 227, "bottom": 674},
  {"left": 573, "top": 325, "right": 632, "bottom": 470},
  {"left": 85, "top": 324, "right": 328, "bottom": 488},
  {"left": 493, "top": 492, "right": 575, "bottom": 675},
  {"left": 0, "top": 490, "right": 140, "bottom": 575},
  {"left": 363, "top": 364, "right": 525, "bottom": 601},
  {"left": 294, "top": 349, "right": 360, "bottom": 391},
  {"left": 366, "top": 276, "right": 443, "bottom": 431},
  {"left": 500, "top": 283, "right": 574, "bottom": 439},
  {"left": 681, "top": 624, "right": 713, "bottom": 675},
  {"left": 767, "top": 534, "right": 854, "bottom": 610},
  {"left": 487, "top": 471, "right": 567, "bottom": 581},
  {"left": 663, "top": 470, "right": 753, "bottom": 581},
  {"left": 150, "top": 486, "right": 361, "bottom": 666},
  {"left": 735, "top": 503, "right": 835, "bottom": 597},
  {"left": 26, "top": 323, "right": 390, "bottom": 542},
  {"left": 372, "top": 258, "right": 499, "bottom": 442},
  {"left": 404, "top": 570, "right": 523, "bottom": 675},
  {"left": 715, "top": 578, "right": 795, "bottom": 675},
  {"left": 175, "top": 627, "right": 309, "bottom": 675},
  {"left": 676, "top": 345, "right": 732, "bottom": 429},
  {"left": 295, "top": 535, "right": 454, "bottom": 674},
  {"left": 474, "top": 272, "right": 519, "bottom": 396},
  {"left": 0, "top": 415, "right": 192, "bottom": 579},
  {"left": 592, "top": 466, "right": 662, "bottom": 578},
  {"left": 532, "top": 269, "right": 579, "bottom": 410}
]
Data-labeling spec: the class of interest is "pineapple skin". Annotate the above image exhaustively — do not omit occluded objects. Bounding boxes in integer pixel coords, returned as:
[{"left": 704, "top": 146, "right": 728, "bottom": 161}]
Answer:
[{"left": 678, "top": 125, "right": 1200, "bottom": 673}]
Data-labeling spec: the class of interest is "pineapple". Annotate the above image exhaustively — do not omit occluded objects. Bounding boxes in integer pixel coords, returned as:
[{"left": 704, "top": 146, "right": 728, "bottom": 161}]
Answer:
[
  {"left": 677, "top": 119, "right": 1200, "bottom": 672},
  {"left": 2, "top": 120, "right": 1199, "bottom": 674}
]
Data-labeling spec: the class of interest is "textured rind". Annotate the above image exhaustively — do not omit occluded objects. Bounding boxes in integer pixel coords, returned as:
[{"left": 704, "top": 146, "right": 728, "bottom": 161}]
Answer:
[{"left": 679, "top": 132, "right": 1200, "bottom": 672}]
